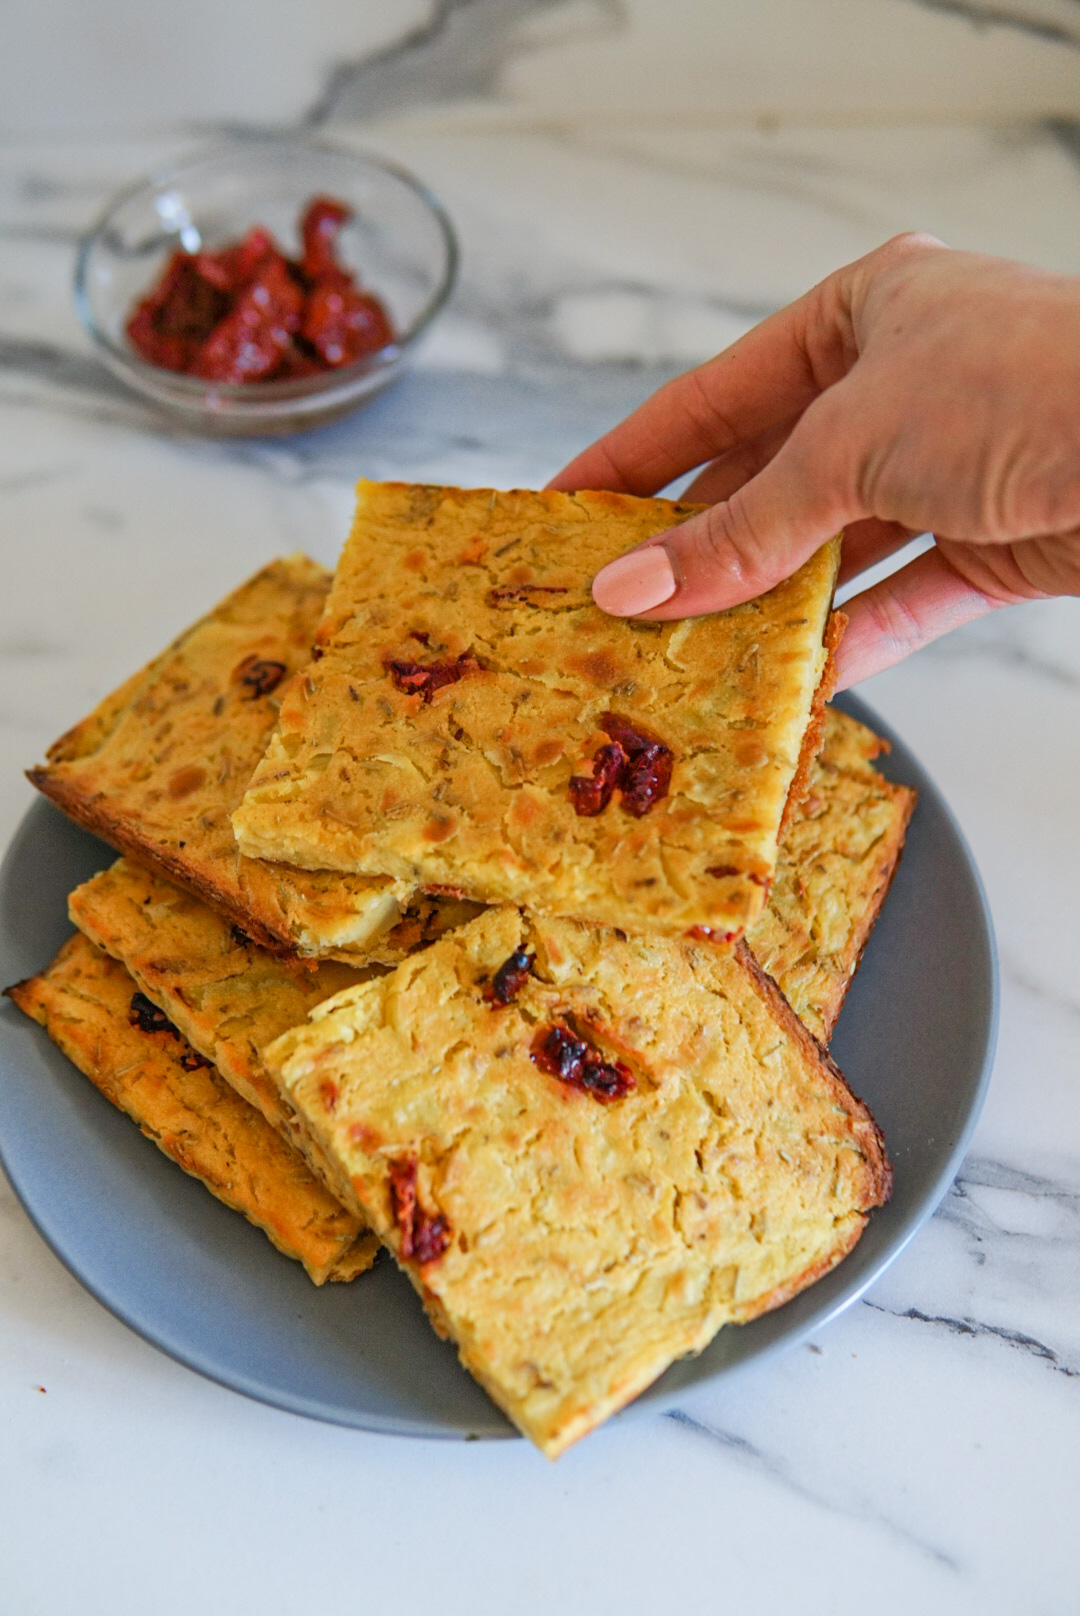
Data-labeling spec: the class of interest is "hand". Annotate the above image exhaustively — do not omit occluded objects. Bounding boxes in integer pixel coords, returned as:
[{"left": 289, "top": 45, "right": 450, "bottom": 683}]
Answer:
[{"left": 547, "top": 234, "right": 1080, "bottom": 687}]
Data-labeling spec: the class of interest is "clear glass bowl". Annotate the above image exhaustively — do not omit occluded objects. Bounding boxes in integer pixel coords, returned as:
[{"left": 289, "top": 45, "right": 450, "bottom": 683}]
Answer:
[{"left": 75, "top": 140, "right": 458, "bottom": 436}]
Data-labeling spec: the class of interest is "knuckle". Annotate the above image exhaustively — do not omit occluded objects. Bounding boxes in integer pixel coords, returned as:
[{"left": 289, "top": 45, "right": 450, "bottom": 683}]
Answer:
[
  {"left": 861, "top": 586, "right": 925, "bottom": 660},
  {"left": 877, "top": 230, "right": 945, "bottom": 264}
]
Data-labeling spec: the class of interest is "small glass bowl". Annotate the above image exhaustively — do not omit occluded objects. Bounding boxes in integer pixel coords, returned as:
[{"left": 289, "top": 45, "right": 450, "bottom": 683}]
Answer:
[{"left": 75, "top": 139, "right": 458, "bottom": 436}]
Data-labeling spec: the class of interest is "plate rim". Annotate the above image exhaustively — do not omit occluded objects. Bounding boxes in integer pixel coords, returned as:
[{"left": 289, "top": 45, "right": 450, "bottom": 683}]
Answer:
[{"left": 0, "top": 690, "right": 999, "bottom": 1439}]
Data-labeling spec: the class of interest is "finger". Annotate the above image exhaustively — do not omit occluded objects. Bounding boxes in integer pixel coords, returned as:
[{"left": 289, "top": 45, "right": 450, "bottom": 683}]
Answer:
[
  {"left": 838, "top": 517, "right": 922, "bottom": 587},
  {"left": 546, "top": 272, "right": 857, "bottom": 498},
  {"left": 591, "top": 378, "right": 862, "bottom": 619},
  {"left": 680, "top": 417, "right": 797, "bottom": 507},
  {"left": 834, "top": 546, "right": 1007, "bottom": 688}
]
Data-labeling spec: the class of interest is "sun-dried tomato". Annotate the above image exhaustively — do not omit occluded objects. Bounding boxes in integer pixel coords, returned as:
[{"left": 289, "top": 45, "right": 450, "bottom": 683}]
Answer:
[
  {"left": 486, "top": 949, "right": 534, "bottom": 1005},
  {"left": 568, "top": 743, "right": 625, "bottom": 816},
  {"left": 568, "top": 712, "right": 673, "bottom": 818},
  {"left": 302, "top": 274, "right": 393, "bottom": 368},
  {"left": 195, "top": 227, "right": 274, "bottom": 293},
  {"left": 129, "top": 992, "right": 176, "bottom": 1037},
  {"left": 299, "top": 197, "right": 351, "bottom": 281},
  {"left": 179, "top": 1051, "right": 213, "bottom": 1072},
  {"left": 191, "top": 255, "right": 304, "bottom": 383},
  {"left": 124, "top": 196, "right": 394, "bottom": 384},
  {"left": 531, "top": 1023, "right": 635, "bottom": 1102},
  {"left": 235, "top": 657, "right": 288, "bottom": 699},
  {"left": 620, "top": 743, "right": 673, "bottom": 817},
  {"left": 388, "top": 1159, "right": 450, "bottom": 1264},
  {"left": 384, "top": 652, "right": 480, "bottom": 704},
  {"left": 126, "top": 250, "right": 228, "bottom": 371}
]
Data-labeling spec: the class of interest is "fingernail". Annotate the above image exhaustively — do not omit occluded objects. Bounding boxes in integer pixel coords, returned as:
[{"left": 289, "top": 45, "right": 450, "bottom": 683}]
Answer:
[{"left": 592, "top": 545, "right": 676, "bottom": 616}]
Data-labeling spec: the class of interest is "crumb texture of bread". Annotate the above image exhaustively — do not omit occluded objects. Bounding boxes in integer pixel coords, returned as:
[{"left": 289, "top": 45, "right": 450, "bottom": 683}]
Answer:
[
  {"left": 27, "top": 556, "right": 420, "bottom": 963},
  {"left": 67, "top": 856, "right": 379, "bottom": 1192},
  {"left": 6, "top": 934, "right": 377, "bottom": 1284},
  {"left": 747, "top": 708, "right": 917, "bottom": 1042},
  {"left": 264, "top": 906, "right": 890, "bottom": 1456},
  {"left": 233, "top": 484, "right": 841, "bottom": 942}
]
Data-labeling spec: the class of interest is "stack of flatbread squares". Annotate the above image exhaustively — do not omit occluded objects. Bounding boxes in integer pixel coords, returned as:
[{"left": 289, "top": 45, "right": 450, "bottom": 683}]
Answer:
[{"left": 11, "top": 482, "right": 915, "bottom": 1457}]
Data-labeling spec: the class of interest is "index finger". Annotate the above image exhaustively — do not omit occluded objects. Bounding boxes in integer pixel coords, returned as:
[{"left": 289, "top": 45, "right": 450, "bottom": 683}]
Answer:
[{"left": 546, "top": 267, "right": 857, "bottom": 497}]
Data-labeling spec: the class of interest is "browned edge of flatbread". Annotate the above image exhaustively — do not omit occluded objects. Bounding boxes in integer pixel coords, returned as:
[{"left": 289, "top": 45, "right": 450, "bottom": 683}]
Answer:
[
  {"left": 725, "top": 936, "right": 892, "bottom": 1325},
  {"left": 816, "top": 772, "right": 917, "bottom": 1043},
  {"left": 5, "top": 938, "right": 377, "bottom": 1284},
  {"left": 780, "top": 608, "right": 847, "bottom": 838},
  {"left": 25, "top": 768, "right": 305, "bottom": 962}
]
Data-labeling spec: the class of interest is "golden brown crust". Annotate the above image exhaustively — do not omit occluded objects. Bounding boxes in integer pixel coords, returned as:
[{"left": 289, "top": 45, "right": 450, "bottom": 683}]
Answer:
[
  {"left": 233, "top": 483, "right": 842, "bottom": 943},
  {"left": 729, "top": 1212, "right": 867, "bottom": 1322},
  {"left": 66, "top": 857, "right": 377, "bottom": 1194},
  {"left": 747, "top": 707, "right": 917, "bottom": 1042},
  {"left": 6, "top": 935, "right": 376, "bottom": 1284},
  {"left": 264, "top": 906, "right": 891, "bottom": 1456},
  {"left": 780, "top": 609, "right": 846, "bottom": 836},
  {"left": 827, "top": 790, "right": 915, "bottom": 1023},
  {"left": 26, "top": 556, "right": 422, "bottom": 966},
  {"left": 732, "top": 938, "right": 892, "bottom": 1211}
]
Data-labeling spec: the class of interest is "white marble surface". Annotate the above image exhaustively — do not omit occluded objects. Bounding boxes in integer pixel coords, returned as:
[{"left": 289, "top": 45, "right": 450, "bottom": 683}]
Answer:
[{"left": 2, "top": 4, "right": 1080, "bottom": 1612}]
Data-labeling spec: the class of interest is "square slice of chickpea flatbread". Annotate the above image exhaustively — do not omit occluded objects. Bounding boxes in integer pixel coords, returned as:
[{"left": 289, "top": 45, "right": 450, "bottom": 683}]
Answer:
[
  {"left": 263, "top": 906, "right": 891, "bottom": 1457},
  {"left": 232, "top": 483, "right": 842, "bottom": 943},
  {"left": 6, "top": 934, "right": 376, "bottom": 1285}
]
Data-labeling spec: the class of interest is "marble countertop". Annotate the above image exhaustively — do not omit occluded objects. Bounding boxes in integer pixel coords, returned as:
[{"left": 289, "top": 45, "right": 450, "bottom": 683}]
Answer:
[{"left": 2, "top": 3, "right": 1079, "bottom": 1612}]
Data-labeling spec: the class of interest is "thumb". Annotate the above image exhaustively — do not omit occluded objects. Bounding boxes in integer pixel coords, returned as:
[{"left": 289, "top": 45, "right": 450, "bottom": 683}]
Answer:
[{"left": 591, "top": 381, "right": 864, "bottom": 619}]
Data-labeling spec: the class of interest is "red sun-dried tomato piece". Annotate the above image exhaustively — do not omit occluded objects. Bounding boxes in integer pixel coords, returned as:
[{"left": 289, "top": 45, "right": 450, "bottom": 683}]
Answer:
[
  {"left": 192, "top": 254, "right": 304, "bottom": 383},
  {"left": 531, "top": 1023, "right": 635, "bottom": 1102},
  {"left": 388, "top": 1159, "right": 450, "bottom": 1264},
  {"left": 125, "top": 250, "right": 229, "bottom": 371},
  {"left": 384, "top": 652, "right": 479, "bottom": 704},
  {"left": 275, "top": 342, "right": 325, "bottom": 379},
  {"left": 205, "top": 226, "right": 275, "bottom": 292},
  {"left": 486, "top": 949, "right": 534, "bottom": 1006},
  {"left": 299, "top": 196, "right": 352, "bottom": 282},
  {"left": 620, "top": 742, "right": 673, "bottom": 818},
  {"left": 568, "top": 712, "right": 673, "bottom": 818},
  {"left": 129, "top": 992, "right": 177, "bottom": 1037},
  {"left": 235, "top": 657, "right": 288, "bottom": 699},
  {"left": 125, "top": 197, "right": 395, "bottom": 385},
  {"left": 302, "top": 275, "right": 394, "bottom": 367},
  {"left": 188, "top": 252, "right": 234, "bottom": 294},
  {"left": 568, "top": 741, "right": 626, "bottom": 816},
  {"left": 179, "top": 1051, "right": 213, "bottom": 1072}
]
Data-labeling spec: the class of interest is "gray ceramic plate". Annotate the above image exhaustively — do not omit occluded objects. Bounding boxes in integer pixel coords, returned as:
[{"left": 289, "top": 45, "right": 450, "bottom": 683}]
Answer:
[{"left": 0, "top": 692, "right": 997, "bottom": 1439}]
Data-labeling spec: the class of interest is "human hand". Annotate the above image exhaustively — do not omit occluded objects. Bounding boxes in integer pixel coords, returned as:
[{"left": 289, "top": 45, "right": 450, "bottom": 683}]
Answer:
[{"left": 547, "top": 234, "right": 1080, "bottom": 687}]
